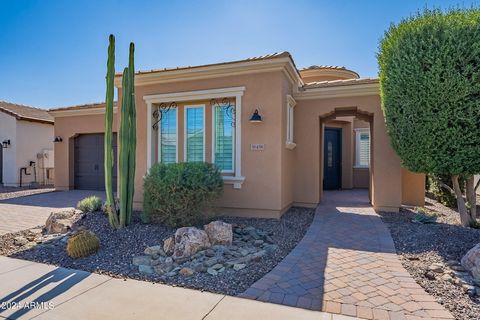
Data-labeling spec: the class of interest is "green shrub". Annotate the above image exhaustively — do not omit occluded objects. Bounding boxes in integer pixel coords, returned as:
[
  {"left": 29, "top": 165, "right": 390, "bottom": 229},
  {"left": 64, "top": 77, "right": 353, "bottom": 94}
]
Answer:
[
  {"left": 142, "top": 162, "right": 223, "bottom": 227},
  {"left": 77, "top": 196, "right": 103, "bottom": 213},
  {"left": 378, "top": 8, "right": 480, "bottom": 225}
]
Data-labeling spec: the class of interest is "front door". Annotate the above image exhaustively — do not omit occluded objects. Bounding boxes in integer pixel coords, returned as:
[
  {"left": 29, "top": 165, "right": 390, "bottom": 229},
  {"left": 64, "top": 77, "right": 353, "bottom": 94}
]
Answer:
[{"left": 323, "top": 128, "right": 341, "bottom": 190}]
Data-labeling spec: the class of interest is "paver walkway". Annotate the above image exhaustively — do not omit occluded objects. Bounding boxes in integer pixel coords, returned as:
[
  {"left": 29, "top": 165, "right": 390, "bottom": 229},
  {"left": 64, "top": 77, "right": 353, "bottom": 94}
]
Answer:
[
  {"left": 242, "top": 190, "right": 453, "bottom": 320},
  {"left": 0, "top": 190, "right": 105, "bottom": 235},
  {"left": 0, "top": 256, "right": 343, "bottom": 320}
]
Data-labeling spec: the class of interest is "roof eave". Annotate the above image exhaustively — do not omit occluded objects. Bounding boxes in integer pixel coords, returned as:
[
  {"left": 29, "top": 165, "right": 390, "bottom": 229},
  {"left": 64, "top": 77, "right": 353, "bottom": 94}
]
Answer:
[
  {"left": 0, "top": 107, "right": 53, "bottom": 125},
  {"left": 114, "top": 56, "right": 303, "bottom": 88},
  {"left": 294, "top": 82, "right": 380, "bottom": 100}
]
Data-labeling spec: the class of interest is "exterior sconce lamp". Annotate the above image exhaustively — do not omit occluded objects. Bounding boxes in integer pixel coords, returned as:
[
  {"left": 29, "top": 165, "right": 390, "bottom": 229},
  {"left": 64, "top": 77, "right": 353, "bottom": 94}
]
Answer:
[
  {"left": 249, "top": 109, "right": 262, "bottom": 123},
  {"left": 2, "top": 139, "right": 10, "bottom": 148},
  {"left": 53, "top": 136, "right": 63, "bottom": 143}
]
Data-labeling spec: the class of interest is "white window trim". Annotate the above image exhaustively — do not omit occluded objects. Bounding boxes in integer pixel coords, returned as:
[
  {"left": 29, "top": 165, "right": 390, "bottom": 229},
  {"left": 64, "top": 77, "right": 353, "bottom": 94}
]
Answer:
[
  {"left": 145, "top": 87, "right": 245, "bottom": 188},
  {"left": 286, "top": 94, "right": 296, "bottom": 150},
  {"left": 184, "top": 104, "right": 206, "bottom": 162},
  {"left": 354, "top": 128, "right": 370, "bottom": 169},
  {"left": 211, "top": 104, "right": 235, "bottom": 174},
  {"left": 157, "top": 106, "right": 178, "bottom": 164}
]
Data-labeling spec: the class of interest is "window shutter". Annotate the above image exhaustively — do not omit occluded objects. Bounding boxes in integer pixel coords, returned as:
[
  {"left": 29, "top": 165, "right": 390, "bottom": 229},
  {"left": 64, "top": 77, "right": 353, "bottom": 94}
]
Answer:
[
  {"left": 159, "top": 109, "right": 177, "bottom": 164},
  {"left": 358, "top": 132, "right": 370, "bottom": 167},
  {"left": 214, "top": 106, "right": 234, "bottom": 171},
  {"left": 186, "top": 107, "right": 205, "bottom": 162}
]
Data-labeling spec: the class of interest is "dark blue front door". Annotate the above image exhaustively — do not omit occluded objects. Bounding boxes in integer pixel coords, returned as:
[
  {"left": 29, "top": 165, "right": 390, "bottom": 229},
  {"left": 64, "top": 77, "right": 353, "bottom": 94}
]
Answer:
[{"left": 323, "top": 128, "right": 342, "bottom": 190}]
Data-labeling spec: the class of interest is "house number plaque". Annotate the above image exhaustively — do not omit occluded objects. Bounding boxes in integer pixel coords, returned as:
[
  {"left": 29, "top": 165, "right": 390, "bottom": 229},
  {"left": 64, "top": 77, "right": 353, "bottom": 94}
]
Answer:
[{"left": 250, "top": 144, "right": 265, "bottom": 151}]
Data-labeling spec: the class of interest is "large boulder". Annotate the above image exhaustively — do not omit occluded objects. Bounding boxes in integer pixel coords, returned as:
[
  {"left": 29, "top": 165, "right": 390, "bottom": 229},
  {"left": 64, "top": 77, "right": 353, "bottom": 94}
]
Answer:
[
  {"left": 204, "top": 221, "right": 233, "bottom": 246},
  {"left": 461, "top": 243, "right": 480, "bottom": 280},
  {"left": 173, "top": 227, "right": 211, "bottom": 261},
  {"left": 45, "top": 208, "right": 83, "bottom": 234}
]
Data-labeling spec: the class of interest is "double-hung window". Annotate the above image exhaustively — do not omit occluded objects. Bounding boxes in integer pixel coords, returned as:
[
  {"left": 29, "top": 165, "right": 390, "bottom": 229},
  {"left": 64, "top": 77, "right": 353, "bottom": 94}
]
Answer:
[
  {"left": 286, "top": 95, "right": 296, "bottom": 149},
  {"left": 213, "top": 104, "right": 234, "bottom": 172},
  {"left": 355, "top": 128, "right": 370, "bottom": 168},
  {"left": 158, "top": 108, "right": 177, "bottom": 164},
  {"left": 185, "top": 105, "right": 205, "bottom": 162}
]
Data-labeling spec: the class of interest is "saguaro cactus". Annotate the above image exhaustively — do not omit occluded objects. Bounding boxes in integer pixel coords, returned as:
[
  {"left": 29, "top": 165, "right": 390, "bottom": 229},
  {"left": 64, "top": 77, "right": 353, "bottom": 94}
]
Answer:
[
  {"left": 126, "top": 43, "right": 136, "bottom": 225},
  {"left": 118, "top": 43, "right": 136, "bottom": 227},
  {"left": 104, "top": 34, "right": 118, "bottom": 227},
  {"left": 104, "top": 35, "right": 136, "bottom": 229}
]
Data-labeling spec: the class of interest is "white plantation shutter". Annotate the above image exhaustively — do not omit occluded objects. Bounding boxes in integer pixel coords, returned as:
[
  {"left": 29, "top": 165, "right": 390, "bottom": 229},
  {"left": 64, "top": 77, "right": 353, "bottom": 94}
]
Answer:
[
  {"left": 185, "top": 107, "right": 205, "bottom": 162},
  {"left": 214, "top": 105, "right": 234, "bottom": 171},
  {"left": 159, "top": 109, "right": 177, "bottom": 164},
  {"left": 355, "top": 129, "right": 370, "bottom": 167}
]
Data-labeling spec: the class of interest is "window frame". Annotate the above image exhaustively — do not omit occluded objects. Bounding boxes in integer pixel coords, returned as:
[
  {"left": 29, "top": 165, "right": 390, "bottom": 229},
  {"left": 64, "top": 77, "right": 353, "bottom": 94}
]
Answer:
[
  {"left": 354, "top": 128, "right": 370, "bottom": 168},
  {"left": 211, "top": 104, "right": 235, "bottom": 174},
  {"left": 286, "top": 94, "right": 297, "bottom": 149},
  {"left": 157, "top": 106, "right": 178, "bottom": 164},
  {"left": 184, "top": 104, "right": 206, "bottom": 162}
]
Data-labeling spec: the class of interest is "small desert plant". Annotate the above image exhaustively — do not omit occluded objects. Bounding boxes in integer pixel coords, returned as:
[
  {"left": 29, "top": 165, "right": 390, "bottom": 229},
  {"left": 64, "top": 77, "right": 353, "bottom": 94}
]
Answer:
[
  {"left": 412, "top": 208, "right": 437, "bottom": 224},
  {"left": 469, "top": 219, "right": 480, "bottom": 229},
  {"left": 427, "top": 174, "right": 463, "bottom": 208},
  {"left": 77, "top": 196, "right": 103, "bottom": 213},
  {"left": 142, "top": 162, "right": 223, "bottom": 227},
  {"left": 66, "top": 230, "right": 100, "bottom": 258}
]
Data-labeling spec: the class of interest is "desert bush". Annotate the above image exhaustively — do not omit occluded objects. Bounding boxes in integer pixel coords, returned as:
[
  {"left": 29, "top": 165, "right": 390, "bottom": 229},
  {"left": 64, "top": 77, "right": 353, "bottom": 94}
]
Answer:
[
  {"left": 427, "top": 174, "right": 459, "bottom": 208},
  {"left": 77, "top": 196, "right": 103, "bottom": 213},
  {"left": 142, "top": 162, "right": 223, "bottom": 227}
]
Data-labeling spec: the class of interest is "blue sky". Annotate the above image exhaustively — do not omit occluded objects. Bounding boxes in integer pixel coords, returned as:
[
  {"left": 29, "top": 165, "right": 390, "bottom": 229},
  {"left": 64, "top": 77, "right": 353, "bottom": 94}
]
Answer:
[{"left": 0, "top": 0, "right": 476, "bottom": 108}]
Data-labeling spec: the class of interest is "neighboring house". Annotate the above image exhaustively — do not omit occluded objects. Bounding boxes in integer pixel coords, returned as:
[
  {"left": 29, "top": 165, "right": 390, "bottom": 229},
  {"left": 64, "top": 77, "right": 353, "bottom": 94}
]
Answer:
[
  {"left": 0, "top": 101, "right": 54, "bottom": 187},
  {"left": 49, "top": 52, "right": 425, "bottom": 218}
]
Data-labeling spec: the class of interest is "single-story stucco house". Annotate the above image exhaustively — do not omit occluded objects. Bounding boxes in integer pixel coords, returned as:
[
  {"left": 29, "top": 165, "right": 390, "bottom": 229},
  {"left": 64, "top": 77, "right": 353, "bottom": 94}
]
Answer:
[
  {"left": 49, "top": 52, "right": 425, "bottom": 218},
  {"left": 0, "top": 101, "right": 55, "bottom": 187}
]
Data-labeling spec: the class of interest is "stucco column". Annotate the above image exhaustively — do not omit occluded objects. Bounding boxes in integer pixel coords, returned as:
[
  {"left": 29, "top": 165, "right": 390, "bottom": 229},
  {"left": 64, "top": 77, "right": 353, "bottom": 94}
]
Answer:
[{"left": 371, "top": 113, "right": 401, "bottom": 212}]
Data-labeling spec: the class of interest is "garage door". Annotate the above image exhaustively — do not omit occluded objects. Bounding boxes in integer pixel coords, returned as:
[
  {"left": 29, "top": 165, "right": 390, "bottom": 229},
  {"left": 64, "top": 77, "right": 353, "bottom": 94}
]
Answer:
[{"left": 74, "top": 133, "right": 117, "bottom": 191}]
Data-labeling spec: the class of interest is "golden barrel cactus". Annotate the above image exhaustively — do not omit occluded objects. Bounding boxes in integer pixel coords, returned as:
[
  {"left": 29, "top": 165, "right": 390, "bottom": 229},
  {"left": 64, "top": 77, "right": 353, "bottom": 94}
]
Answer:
[{"left": 66, "top": 230, "right": 100, "bottom": 258}]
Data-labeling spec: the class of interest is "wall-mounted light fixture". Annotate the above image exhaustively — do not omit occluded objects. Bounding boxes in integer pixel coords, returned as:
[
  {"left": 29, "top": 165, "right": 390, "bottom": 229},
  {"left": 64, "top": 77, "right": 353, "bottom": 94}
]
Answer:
[
  {"left": 2, "top": 139, "right": 10, "bottom": 148},
  {"left": 53, "top": 136, "right": 63, "bottom": 143},
  {"left": 249, "top": 109, "right": 263, "bottom": 123}
]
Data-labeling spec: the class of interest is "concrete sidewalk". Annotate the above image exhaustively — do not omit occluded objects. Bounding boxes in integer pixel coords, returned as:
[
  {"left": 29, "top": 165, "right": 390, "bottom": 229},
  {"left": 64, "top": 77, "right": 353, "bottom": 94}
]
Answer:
[{"left": 0, "top": 256, "right": 348, "bottom": 320}]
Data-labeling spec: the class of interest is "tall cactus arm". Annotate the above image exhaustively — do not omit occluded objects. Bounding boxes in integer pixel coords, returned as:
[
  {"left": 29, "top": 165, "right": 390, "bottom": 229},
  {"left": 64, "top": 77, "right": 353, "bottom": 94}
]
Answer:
[
  {"left": 126, "top": 42, "right": 136, "bottom": 225},
  {"left": 118, "top": 67, "right": 131, "bottom": 228},
  {"left": 104, "top": 34, "right": 119, "bottom": 228}
]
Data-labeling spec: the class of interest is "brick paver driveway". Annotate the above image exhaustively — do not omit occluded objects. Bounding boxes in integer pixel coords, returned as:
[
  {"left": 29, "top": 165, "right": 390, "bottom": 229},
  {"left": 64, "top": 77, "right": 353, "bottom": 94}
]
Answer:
[
  {"left": 242, "top": 190, "right": 453, "bottom": 320},
  {"left": 0, "top": 190, "right": 105, "bottom": 235}
]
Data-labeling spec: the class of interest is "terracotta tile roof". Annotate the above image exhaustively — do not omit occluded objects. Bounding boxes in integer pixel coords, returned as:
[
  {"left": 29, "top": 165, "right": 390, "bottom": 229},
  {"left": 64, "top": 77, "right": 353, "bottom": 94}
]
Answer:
[
  {"left": 118, "top": 51, "right": 294, "bottom": 76},
  {"left": 302, "top": 78, "right": 379, "bottom": 89},
  {"left": 300, "top": 65, "right": 348, "bottom": 71},
  {"left": 49, "top": 101, "right": 118, "bottom": 112},
  {"left": 0, "top": 101, "right": 53, "bottom": 124}
]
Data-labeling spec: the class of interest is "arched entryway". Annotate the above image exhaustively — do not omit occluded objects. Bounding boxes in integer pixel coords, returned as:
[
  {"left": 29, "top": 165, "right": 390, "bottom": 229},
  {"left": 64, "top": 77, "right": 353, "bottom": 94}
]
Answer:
[{"left": 319, "top": 107, "right": 374, "bottom": 202}]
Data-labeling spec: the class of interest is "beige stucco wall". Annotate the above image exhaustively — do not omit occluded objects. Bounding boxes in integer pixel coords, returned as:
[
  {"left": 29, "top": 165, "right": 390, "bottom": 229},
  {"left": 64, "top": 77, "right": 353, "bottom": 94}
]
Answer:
[
  {"left": 401, "top": 167, "right": 425, "bottom": 207},
  {"left": 52, "top": 69, "right": 426, "bottom": 217},
  {"left": 0, "top": 111, "right": 17, "bottom": 186},
  {"left": 53, "top": 113, "right": 119, "bottom": 190},
  {"left": 119, "top": 71, "right": 287, "bottom": 217},
  {"left": 15, "top": 120, "right": 54, "bottom": 186},
  {"left": 0, "top": 113, "right": 53, "bottom": 187}
]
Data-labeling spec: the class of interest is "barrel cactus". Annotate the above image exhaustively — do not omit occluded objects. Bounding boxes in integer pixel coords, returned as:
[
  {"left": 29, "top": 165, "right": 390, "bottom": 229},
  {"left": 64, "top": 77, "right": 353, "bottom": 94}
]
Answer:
[{"left": 66, "top": 230, "right": 100, "bottom": 258}]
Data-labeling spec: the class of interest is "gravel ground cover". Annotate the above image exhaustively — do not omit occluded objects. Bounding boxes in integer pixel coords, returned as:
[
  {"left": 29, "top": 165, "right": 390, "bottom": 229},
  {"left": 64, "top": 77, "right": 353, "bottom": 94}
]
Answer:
[
  {"left": 379, "top": 197, "right": 480, "bottom": 320},
  {"left": 0, "top": 186, "right": 55, "bottom": 200},
  {"left": 0, "top": 207, "right": 314, "bottom": 296}
]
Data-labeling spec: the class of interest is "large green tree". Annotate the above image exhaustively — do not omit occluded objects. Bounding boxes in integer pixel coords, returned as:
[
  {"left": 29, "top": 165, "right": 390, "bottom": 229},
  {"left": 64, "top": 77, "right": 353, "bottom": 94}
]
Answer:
[{"left": 378, "top": 8, "right": 480, "bottom": 226}]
